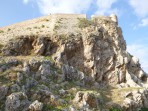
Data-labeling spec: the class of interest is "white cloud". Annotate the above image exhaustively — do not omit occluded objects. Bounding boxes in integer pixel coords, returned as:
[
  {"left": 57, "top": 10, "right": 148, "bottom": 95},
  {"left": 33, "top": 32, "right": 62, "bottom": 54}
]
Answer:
[
  {"left": 127, "top": 44, "right": 148, "bottom": 73},
  {"left": 139, "top": 18, "right": 148, "bottom": 27},
  {"left": 129, "top": 0, "right": 148, "bottom": 18},
  {"left": 23, "top": 0, "right": 119, "bottom": 16},
  {"left": 96, "top": 0, "right": 117, "bottom": 9},
  {"left": 26, "top": 0, "right": 93, "bottom": 14},
  {"left": 129, "top": 0, "right": 148, "bottom": 28},
  {"left": 95, "top": 0, "right": 118, "bottom": 15},
  {"left": 23, "top": 0, "right": 29, "bottom": 4}
]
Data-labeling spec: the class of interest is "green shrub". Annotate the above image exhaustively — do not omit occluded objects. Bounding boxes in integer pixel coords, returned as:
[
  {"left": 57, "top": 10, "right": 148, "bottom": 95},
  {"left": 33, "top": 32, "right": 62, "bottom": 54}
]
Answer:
[
  {"left": 139, "top": 108, "right": 148, "bottom": 111},
  {"left": 7, "top": 28, "right": 11, "bottom": 31},
  {"left": 0, "top": 43, "right": 3, "bottom": 49},
  {"left": 34, "top": 26, "right": 38, "bottom": 29},
  {"left": 43, "top": 104, "right": 61, "bottom": 111},
  {"left": 0, "top": 30, "right": 4, "bottom": 33},
  {"left": 44, "top": 56, "right": 53, "bottom": 62},
  {"left": 78, "top": 18, "right": 94, "bottom": 28},
  {"left": 54, "top": 25, "right": 59, "bottom": 30},
  {"left": 42, "top": 25, "right": 45, "bottom": 28},
  {"left": 45, "top": 19, "right": 49, "bottom": 21},
  {"left": 110, "top": 107, "right": 122, "bottom": 111}
]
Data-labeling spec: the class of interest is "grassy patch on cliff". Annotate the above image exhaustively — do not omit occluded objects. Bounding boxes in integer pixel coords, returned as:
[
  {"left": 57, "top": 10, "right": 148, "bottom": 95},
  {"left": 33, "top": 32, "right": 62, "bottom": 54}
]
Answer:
[
  {"left": 0, "top": 43, "right": 4, "bottom": 55},
  {"left": 139, "top": 108, "right": 148, "bottom": 111},
  {"left": 0, "top": 30, "right": 4, "bottom": 33},
  {"left": 78, "top": 18, "right": 95, "bottom": 28}
]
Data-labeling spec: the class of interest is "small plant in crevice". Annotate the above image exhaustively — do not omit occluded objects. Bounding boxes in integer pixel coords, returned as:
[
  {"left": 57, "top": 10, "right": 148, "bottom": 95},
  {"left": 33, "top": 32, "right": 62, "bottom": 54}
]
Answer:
[
  {"left": 59, "top": 34, "right": 67, "bottom": 41},
  {"left": 54, "top": 25, "right": 60, "bottom": 30},
  {"left": 44, "top": 56, "right": 54, "bottom": 62},
  {"left": 45, "top": 19, "right": 49, "bottom": 21},
  {"left": 43, "top": 104, "right": 61, "bottom": 111},
  {"left": 7, "top": 28, "right": 11, "bottom": 31},
  {"left": 42, "top": 25, "right": 45, "bottom": 28},
  {"left": 34, "top": 26, "right": 38, "bottom": 29}
]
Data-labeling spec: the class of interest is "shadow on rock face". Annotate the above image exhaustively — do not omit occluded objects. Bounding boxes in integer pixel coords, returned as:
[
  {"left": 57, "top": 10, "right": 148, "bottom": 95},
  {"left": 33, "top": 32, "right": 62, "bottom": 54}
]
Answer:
[{"left": 1, "top": 35, "right": 58, "bottom": 56}]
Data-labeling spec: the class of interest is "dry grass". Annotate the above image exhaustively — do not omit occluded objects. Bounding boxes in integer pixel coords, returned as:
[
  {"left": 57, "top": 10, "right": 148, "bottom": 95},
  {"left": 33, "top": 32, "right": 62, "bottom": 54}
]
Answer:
[
  {"left": 100, "top": 87, "right": 143, "bottom": 106},
  {"left": 73, "top": 86, "right": 143, "bottom": 108},
  {"left": 0, "top": 14, "right": 84, "bottom": 45}
]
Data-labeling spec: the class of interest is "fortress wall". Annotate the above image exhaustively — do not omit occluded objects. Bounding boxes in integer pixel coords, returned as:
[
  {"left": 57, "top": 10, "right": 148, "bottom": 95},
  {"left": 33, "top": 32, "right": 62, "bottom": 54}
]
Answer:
[
  {"left": 91, "top": 15, "right": 112, "bottom": 21},
  {"left": 1, "top": 14, "right": 119, "bottom": 30},
  {"left": 50, "top": 14, "right": 86, "bottom": 19},
  {"left": 1, "top": 14, "right": 86, "bottom": 30},
  {"left": 91, "top": 14, "right": 118, "bottom": 24}
]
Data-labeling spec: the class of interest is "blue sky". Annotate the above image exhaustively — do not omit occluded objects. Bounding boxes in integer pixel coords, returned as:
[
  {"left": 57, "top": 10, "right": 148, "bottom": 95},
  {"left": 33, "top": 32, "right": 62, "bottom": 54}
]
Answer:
[{"left": 0, "top": 0, "right": 148, "bottom": 72}]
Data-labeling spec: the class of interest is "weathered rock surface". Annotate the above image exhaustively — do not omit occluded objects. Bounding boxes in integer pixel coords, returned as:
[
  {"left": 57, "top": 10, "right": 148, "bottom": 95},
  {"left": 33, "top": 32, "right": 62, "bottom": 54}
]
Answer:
[
  {"left": 0, "top": 85, "right": 8, "bottom": 100},
  {"left": 28, "top": 100, "right": 43, "bottom": 111},
  {"left": 73, "top": 91, "right": 101, "bottom": 109},
  {"left": 122, "top": 89, "right": 148, "bottom": 111},
  {"left": 5, "top": 92, "right": 29, "bottom": 111},
  {"left": 0, "top": 14, "right": 148, "bottom": 111}
]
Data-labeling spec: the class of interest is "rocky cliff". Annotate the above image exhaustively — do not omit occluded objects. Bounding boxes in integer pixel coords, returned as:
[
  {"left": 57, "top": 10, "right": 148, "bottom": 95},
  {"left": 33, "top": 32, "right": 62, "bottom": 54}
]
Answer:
[{"left": 0, "top": 14, "right": 148, "bottom": 111}]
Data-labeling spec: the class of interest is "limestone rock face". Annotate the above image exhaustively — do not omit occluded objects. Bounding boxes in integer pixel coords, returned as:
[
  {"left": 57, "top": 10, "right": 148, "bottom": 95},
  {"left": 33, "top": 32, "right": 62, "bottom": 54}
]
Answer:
[
  {"left": 1, "top": 16, "right": 146, "bottom": 87},
  {"left": 51, "top": 18, "right": 147, "bottom": 87},
  {"left": 0, "top": 14, "right": 148, "bottom": 111}
]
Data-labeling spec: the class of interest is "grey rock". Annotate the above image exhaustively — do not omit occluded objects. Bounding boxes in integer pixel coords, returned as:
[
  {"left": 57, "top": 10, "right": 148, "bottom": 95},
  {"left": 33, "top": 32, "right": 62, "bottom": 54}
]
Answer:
[
  {"left": 23, "top": 62, "right": 30, "bottom": 75},
  {"left": 73, "top": 91, "right": 100, "bottom": 109},
  {"left": 62, "top": 65, "right": 84, "bottom": 81},
  {"left": 59, "top": 89, "right": 67, "bottom": 96},
  {"left": 5, "top": 92, "right": 29, "bottom": 111},
  {"left": 0, "top": 85, "right": 8, "bottom": 100},
  {"left": 17, "top": 72, "right": 23, "bottom": 83},
  {"left": 29, "top": 59, "right": 41, "bottom": 71},
  {"left": 38, "top": 63, "right": 50, "bottom": 80},
  {"left": 10, "top": 84, "right": 21, "bottom": 92},
  {"left": 29, "top": 100, "right": 43, "bottom": 111}
]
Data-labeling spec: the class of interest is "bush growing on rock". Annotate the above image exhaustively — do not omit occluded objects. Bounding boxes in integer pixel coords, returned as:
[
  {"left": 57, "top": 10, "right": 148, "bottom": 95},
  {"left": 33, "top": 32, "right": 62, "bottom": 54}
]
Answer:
[{"left": 78, "top": 18, "right": 95, "bottom": 28}]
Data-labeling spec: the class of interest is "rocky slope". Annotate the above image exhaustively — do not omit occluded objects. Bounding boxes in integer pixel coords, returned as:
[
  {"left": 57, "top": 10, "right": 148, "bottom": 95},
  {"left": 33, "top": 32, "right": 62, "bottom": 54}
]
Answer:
[{"left": 0, "top": 14, "right": 148, "bottom": 111}]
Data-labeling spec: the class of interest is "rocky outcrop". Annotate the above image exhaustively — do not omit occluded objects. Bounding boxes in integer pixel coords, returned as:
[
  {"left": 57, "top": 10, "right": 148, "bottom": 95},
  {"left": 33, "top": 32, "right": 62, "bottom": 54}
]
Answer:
[
  {"left": 0, "top": 85, "right": 8, "bottom": 100},
  {"left": 2, "top": 36, "right": 57, "bottom": 56},
  {"left": 5, "top": 92, "right": 29, "bottom": 111},
  {"left": 73, "top": 91, "right": 101, "bottom": 109},
  {"left": 1, "top": 19, "right": 147, "bottom": 87},
  {"left": 0, "top": 14, "right": 148, "bottom": 111},
  {"left": 122, "top": 89, "right": 148, "bottom": 111},
  {"left": 28, "top": 100, "right": 43, "bottom": 111},
  {"left": 62, "top": 65, "right": 84, "bottom": 81}
]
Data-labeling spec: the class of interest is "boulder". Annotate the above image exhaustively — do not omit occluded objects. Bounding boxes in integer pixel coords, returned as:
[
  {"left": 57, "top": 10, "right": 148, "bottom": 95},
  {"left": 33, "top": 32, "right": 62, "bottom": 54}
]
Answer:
[
  {"left": 122, "top": 89, "right": 148, "bottom": 110},
  {"left": 17, "top": 72, "right": 23, "bottom": 83},
  {"left": 38, "top": 63, "right": 50, "bottom": 80},
  {"left": 29, "top": 100, "right": 43, "bottom": 111},
  {"left": 73, "top": 91, "right": 101, "bottom": 108},
  {"left": 10, "top": 84, "right": 21, "bottom": 92},
  {"left": 5, "top": 92, "right": 29, "bottom": 111},
  {"left": 62, "top": 65, "right": 84, "bottom": 81},
  {"left": 0, "top": 85, "right": 8, "bottom": 100}
]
